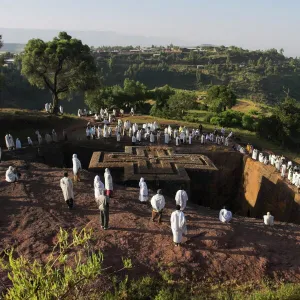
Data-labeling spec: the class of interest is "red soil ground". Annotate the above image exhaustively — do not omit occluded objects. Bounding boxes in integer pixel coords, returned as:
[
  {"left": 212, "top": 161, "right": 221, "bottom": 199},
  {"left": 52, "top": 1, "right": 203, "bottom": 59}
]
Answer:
[{"left": 1, "top": 159, "right": 300, "bottom": 287}]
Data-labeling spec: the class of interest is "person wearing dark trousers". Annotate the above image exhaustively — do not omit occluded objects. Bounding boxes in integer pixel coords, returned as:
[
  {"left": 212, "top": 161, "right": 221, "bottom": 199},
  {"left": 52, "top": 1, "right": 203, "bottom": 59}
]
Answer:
[{"left": 96, "top": 194, "right": 110, "bottom": 230}]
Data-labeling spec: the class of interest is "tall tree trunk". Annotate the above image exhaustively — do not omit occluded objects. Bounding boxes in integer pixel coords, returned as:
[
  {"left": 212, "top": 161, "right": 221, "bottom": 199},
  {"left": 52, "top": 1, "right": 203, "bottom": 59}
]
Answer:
[{"left": 52, "top": 94, "right": 59, "bottom": 114}]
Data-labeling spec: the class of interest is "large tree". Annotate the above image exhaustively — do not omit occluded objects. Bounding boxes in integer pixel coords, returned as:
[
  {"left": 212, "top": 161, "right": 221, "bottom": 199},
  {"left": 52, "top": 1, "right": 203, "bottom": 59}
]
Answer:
[
  {"left": 21, "top": 32, "right": 97, "bottom": 113},
  {"left": 206, "top": 85, "right": 237, "bottom": 113}
]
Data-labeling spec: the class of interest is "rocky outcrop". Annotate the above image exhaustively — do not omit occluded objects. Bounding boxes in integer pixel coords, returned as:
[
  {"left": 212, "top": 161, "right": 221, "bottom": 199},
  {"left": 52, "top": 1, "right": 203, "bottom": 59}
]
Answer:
[{"left": 239, "top": 156, "right": 300, "bottom": 223}]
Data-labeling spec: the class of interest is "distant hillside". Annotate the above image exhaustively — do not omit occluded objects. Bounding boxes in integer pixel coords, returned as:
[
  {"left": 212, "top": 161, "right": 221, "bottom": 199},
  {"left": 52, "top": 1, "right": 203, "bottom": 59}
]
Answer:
[
  {"left": 0, "top": 43, "right": 24, "bottom": 53},
  {"left": 0, "top": 28, "right": 190, "bottom": 48}
]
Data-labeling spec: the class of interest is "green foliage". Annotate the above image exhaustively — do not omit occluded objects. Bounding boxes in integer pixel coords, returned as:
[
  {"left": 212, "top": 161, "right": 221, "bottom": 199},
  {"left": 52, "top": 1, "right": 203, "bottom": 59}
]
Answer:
[
  {"left": 242, "top": 114, "right": 259, "bottom": 131},
  {"left": 0, "top": 228, "right": 132, "bottom": 300},
  {"left": 206, "top": 85, "right": 237, "bottom": 113},
  {"left": 168, "top": 91, "right": 197, "bottom": 118},
  {"left": 21, "top": 31, "right": 97, "bottom": 112},
  {"left": 85, "top": 78, "right": 147, "bottom": 112},
  {"left": 210, "top": 110, "right": 243, "bottom": 127}
]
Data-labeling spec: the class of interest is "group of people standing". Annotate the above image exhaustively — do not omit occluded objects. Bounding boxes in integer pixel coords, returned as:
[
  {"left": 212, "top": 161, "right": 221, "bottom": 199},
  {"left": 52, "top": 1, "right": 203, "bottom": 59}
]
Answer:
[
  {"left": 250, "top": 145, "right": 300, "bottom": 192},
  {"left": 45, "top": 103, "right": 63, "bottom": 114}
]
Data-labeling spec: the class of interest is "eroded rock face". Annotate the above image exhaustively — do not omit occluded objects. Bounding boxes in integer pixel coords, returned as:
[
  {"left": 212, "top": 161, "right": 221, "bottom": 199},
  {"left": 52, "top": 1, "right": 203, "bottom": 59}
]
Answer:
[{"left": 240, "top": 156, "right": 300, "bottom": 223}]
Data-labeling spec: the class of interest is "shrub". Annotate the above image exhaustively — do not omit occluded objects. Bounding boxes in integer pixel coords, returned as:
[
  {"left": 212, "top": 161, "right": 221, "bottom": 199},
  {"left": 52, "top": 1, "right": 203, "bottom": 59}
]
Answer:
[
  {"left": 209, "top": 110, "right": 243, "bottom": 127},
  {"left": 204, "top": 112, "right": 216, "bottom": 123}
]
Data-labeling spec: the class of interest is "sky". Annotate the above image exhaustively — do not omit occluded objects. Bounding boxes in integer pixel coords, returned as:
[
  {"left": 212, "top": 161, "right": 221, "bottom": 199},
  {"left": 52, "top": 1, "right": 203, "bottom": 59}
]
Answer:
[{"left": 1, "top": 0, "right": 299, "bottom": 56}]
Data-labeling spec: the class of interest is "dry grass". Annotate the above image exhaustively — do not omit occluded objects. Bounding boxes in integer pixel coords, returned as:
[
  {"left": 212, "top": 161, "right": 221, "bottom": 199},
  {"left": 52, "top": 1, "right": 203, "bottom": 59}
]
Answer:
[{"left": 232, "top": 98, "right": 265, "bottom": 114}]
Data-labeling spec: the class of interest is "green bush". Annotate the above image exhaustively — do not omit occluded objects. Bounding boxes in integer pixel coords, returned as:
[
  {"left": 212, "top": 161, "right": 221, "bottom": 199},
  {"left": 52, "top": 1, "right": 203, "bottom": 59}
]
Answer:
[
  {"left": 204, "top": 112, "right": 216, "bottom": 123},
  {"left": 209, "top": 110, "right": 243, "bottom": 127}
]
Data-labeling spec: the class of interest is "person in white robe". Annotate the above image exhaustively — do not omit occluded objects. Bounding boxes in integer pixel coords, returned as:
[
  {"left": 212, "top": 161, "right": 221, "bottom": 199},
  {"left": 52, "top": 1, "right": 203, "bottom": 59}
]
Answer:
[
  {"left": 292, "top": 172, "right": 298, "bottom": 185},
  {"left": 6, "top": 166, "right": 19, "bottom": 182},
  {"left": 52, "top": 130, "right": 58, "bottom": 142},
  {"left": 219, "top": 207, "right": 232, "bottom": 223},
  {"left": 103, "top": 126, "right": 108, "bottom": 138},
  {"left": 139, "top": 177, "right": 148, "bottom": 202},
  {"left": 176, "top": 136, "right": 180, "bottom": 146},
  {"left": 132, "top": 135, "right": 137, "bottom": 145},
  {"left": 60, "top": 172, "right": 74, "bottom": 209},
  {"left": 136, "top": 130, "right": 141, "bottom": 142},
  {"left": 188, "top": 134, "right": 192, "bottom": 145},
  {"left": 5, "top": 134, "right": 14, "bottom": 150},
  {"left": 281, "top": 164, "right": 287, "bottom": 178},
  {"left": 37, "top": 133, "right": 43, "bottom": 145},
  {"left": 27, "top": 137, "right": 33, "bottom": 146},
  {"left": 130, "top": 108, "right": 134, "bottom": 116},
  {"left": 78, "top": 109, "right": 82, "bottom": 117},
  {"left": 252, "top": 149, "right": 258, "bottom": 160},
  {"left": 104, "top": 168, "right": 113, "bottom": 197},
  {"left": 164, "top": 133, "right": 170, "bottom": 144},
  {"left": 94, "top": 175, "right": 105, "bottom": 199},
  {"left": 288, "top": 168, "right": 293, "bottom": 183},
  {"left": 59, "top": 106, "right": 63, "bottom": 114},
  {"left": 263, "top": 212, "right": 274, "bottom": 226},
  {"left": 72, "top": 154, "right": 82, "bottom": 182},
  {"left": 15, "top": 138, "right": 22, "bottom": 149},
  {"left": 175, "top": 187, "right": 188, "bottom": 211},
  {"left": 224, "top": 137, "right": 229, "bottom": 146},
  {"left": 45, "top": 133, "right": 52, "bottom": 144},
  {"left": 275, "top": 159, "right": 281, "bottom": 171},
  {"left": 287, "top": 161, "right": 293, "bottom": 170},
  {"left": 150, "top": 132, "right": 155, "bottom": 143},
  {"left": 258, "top": 153, "right": 264, "bottom": 163},
  {"left": 170, "top": 205, "right": 187, "bottom": 246},
  {"left": 117, "top": 132, "right": 121, "bottom": 142},
  {"left": 108, "top": 127, "right": 112, "bottom": 137},
  {"left": 45, "top": 103, "right": 49, "bottom": 113},
  {"left": 151, "top": 189, "right": 165, "bottom": 223}
]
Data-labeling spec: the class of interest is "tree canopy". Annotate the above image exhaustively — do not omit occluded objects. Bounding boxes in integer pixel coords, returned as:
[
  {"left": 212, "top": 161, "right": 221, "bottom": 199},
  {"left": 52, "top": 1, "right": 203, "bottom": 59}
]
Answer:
[
  {"left": 206, "top": 85, "right": 237, "bottom": 113},
  {"left": 21, "top": 32, "right": 97, "bottom": 113},
  {"left": 85, "top": 78, "right": 147, "bottom": 112}
]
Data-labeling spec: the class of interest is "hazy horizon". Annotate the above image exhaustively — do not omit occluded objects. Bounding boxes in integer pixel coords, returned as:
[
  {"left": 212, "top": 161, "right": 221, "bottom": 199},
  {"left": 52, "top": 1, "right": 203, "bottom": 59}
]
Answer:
[{"left": 1, "top": 0, "right": 300, "bottom": 57}]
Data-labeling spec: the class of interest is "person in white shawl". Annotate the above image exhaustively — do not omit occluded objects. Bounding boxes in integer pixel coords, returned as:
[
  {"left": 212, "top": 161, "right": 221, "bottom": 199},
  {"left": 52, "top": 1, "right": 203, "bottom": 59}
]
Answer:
[
  {"left": 139, "top": 177, "right": 148, "bottom": 202},
  {"left": 281, "top": 164, "right": 287, "bottom": 178},
  {"left": 15, "top": 138, "right": 22, "bottom": 149},
  {"left": 59, "top": 105, "right": 63, "bottom": 114},
  {"left": 37, "top": 133, "right": 43, "bottom": 145},
  {"left": 60, "top": 172, "right": 74, "bottom": 209},
  {"left": 94, "top": 175, "right": 105, "bottom": 199},
  {"left": 45, "top": 133, "right": 52, "bottom": 144},
  {"left": 27, "top": 137, "right": 33, "bottom": 146},
  {"left": 72, "top": 154, "right": 82, "bottom": 182},
  {"left": 104, "top": 168, "right": 113, "bottom": 197},
  {"left": 219, "top": 206, "right": 232, "bottom": 223},
  {"left": 252, "top": 149, "right": 258, "bottom": 160},
  {"left": 258, "top": 153, "right": 264, "bottom": 163},
  {"left": 288, "top": 168, "right": 293, "bottom": 183},
  {"left": 263, "top": 212, "right": 274, "bottom": 226},
  {"left": 150, "top": 132, "right": 155, "bottom": 143},
  {"left": 52, "top": 130, "right": 58, "bottom": 142},
  {"left": 150, "top": 189, "right": 165, "bottom": 223},
  {"left": 170, "top": 205, "right": 187, "bottom": 246},
  {"left": 164, "top": 133, "right": 170, "bottom": 144},
  {"left": 5, "top": 134, "right": 14, "bottom": 150},
  {"left": 6, "top": 166, "right": 19, "bottom": 182},
  {"left": 175, "top": 187, "right": 188, "bottom": 211}
]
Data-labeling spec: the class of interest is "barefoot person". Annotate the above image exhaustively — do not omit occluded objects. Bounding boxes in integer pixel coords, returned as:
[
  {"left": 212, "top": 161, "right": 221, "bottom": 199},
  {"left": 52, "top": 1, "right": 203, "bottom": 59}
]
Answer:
[
  {"left": 175, "top": 186, "right": 188, "bottom": 211},
  {"left": 219, "top": 206, "right": 232, "bottom": 223},
  {"left": 60, "top": 172, "right": 74, "bottom": 209},
  {"left": 170, "top": 205, "right": 187, "bottom": 247},
  {"left": 72, "top": 154, "right": 82, "bottom": 182},
  {"left": 104, "top": 168, "right": 113, "bottom": 197},
  {"left": 150, "top": 189, "right": 165, "bottom": 223},
  {"left": 5, "top": 166, "right": 20, "bottom": 182},
  {"left": 139, "top": 177, "right": 148, "bottom": 202}
]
